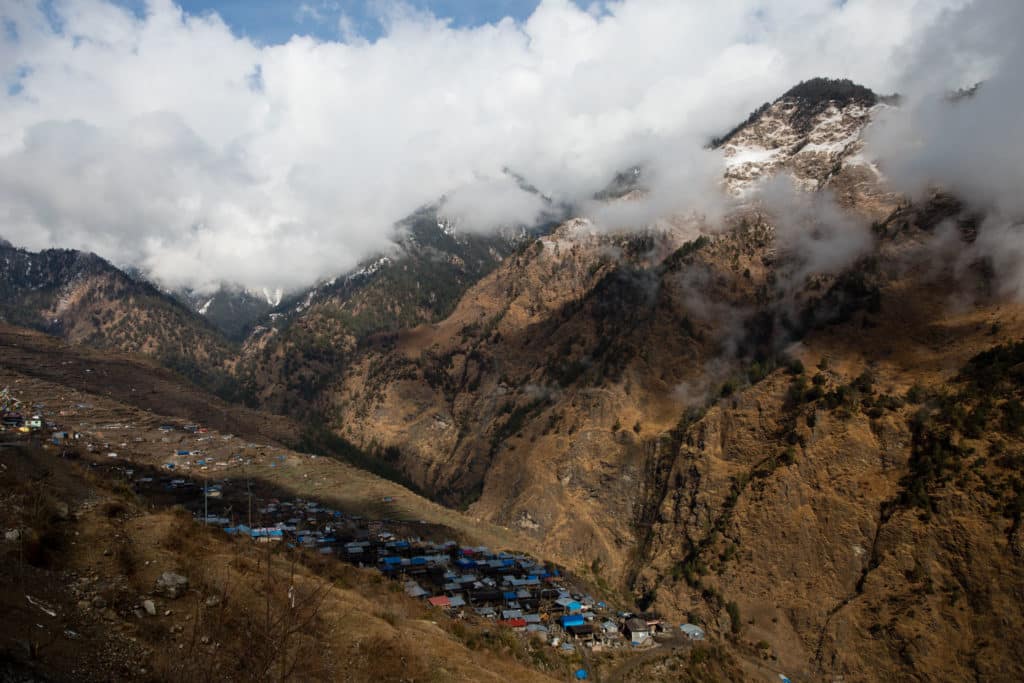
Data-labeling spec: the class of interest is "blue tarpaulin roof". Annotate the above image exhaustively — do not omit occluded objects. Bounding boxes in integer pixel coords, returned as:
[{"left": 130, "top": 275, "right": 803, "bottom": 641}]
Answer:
[
  {"left": 562, "top": 615, "right": 585, "bottom": 628},
  {"left": 503, "top": 591, "right": 517, "bottom": 600},
  {"left": 251, "top": 529, "right": 283, "bottom": 538}
]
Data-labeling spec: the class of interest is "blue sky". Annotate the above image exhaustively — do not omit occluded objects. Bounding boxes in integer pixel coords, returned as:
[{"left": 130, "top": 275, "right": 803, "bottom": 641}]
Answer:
[{"left": 115, "top": 1, "right": 547, "bottom": 44}]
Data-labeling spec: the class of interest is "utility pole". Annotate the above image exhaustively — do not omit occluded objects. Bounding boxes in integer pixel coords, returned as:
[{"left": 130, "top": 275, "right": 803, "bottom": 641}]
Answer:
[
  {"left": 246, "top": 462, "right": 253, "bottom": 528},
  {"left": 204, "top": 476, "right": 208, "bottom": 525}
]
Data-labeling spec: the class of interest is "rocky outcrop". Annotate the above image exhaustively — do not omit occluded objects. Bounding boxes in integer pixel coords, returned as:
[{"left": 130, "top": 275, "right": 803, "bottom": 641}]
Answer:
[{"left": 155, "top": 572, "right": 189, "bottom": 599}]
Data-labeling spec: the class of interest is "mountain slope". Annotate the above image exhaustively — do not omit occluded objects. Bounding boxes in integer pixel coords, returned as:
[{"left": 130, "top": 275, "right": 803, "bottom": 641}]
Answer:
[
  {"left": 717, "top": 77, "right": 892, "bottom": 213},
  {"left": 236, "top": 205, "right": 558, "bottom": 415},
  {"left": 0, "top": 242, "right": 244, "bottom": 400},
  {"left": 172, "top": 284, "right": 276, "bottom": 342},
  {"left": 0, "top": 367, "right": 559, "bottom": 682}
]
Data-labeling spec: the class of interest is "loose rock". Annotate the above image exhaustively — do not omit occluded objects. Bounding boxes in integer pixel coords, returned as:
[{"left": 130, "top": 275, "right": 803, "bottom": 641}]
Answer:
[{"left": 155, "top": 572, "right": 189, "bottom": 599}]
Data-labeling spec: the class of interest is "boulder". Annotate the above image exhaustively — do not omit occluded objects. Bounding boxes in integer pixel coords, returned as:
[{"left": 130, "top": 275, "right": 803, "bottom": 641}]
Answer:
[
  {"left": 155, "top": 572, "right": 189, "bottom": 599},
  {"left": 143, "top": 599, "right": 157, "bottom": 616}
]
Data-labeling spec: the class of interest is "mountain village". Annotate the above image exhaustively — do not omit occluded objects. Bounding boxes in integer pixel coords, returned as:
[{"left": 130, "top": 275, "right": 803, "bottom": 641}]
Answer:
[{"left": 1, "top": 378, "right": 723, "bottom": 681}]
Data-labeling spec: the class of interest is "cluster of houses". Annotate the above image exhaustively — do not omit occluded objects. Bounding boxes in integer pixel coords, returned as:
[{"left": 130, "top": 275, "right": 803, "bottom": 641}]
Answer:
[
  {"left": 182, "top": 492, "right": 689, "bottom": 652},
  {"left": 0, "top": 388, "right": 54, "bottom": 433},
  {"left": 1, "top": 411, "right": 45, "bottom": 433}
]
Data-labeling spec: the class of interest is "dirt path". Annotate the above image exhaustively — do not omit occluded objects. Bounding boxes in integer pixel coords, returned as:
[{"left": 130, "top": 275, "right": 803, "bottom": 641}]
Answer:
[{"left": 602, "top": 634, "right": 689, "bottom": 681}]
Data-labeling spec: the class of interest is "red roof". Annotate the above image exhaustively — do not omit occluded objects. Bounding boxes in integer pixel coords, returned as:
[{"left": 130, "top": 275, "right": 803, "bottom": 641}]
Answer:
[
  {"left": 499, "top": 618, "right": 527, "bottom": 628},
  {"left": 427, "top": 596, "right": 451, "bottom": 607}
]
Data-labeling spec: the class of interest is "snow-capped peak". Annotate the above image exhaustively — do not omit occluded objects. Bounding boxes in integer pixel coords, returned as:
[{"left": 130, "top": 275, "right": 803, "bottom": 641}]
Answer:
[{"left": 720, "top": 97, "right": 881, "bottom": 194}]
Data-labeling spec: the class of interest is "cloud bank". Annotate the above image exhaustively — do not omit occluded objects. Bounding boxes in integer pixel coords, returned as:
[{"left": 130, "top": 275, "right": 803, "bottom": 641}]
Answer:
[
  {"left": 865, "top": 0, "right": 1024, "bottom": 298},
  {"left": 0, "top": 0, "right": 971, "bottom": 292}
]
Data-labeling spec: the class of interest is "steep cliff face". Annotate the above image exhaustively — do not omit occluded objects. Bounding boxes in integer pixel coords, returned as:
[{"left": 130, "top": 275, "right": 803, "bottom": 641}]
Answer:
[{"left": 635, "top": 199, "right": 1024, "bottom": 682}]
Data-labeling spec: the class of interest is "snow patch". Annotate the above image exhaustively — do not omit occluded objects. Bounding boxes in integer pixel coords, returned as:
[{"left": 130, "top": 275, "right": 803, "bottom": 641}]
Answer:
[
  {"left": 347, "top": 256, "right": 391, "bottom": 282},
  {"left": 437, "top": 218, "right": 457, "bottom": 236},
  {"left": 724, "top": 145, "right": 783, "bottom": 167},
  {"left": 261, "top": 287, "right": 283, "bottom": 307},
  {"left": 799, "top": 131, "right": 860, "bottom": 154}
]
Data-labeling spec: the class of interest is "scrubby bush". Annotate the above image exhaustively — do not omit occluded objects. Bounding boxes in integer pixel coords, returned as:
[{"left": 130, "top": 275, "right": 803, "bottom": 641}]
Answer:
[{"left": 727, "top": 601, "right": 742, "bottom": 634}]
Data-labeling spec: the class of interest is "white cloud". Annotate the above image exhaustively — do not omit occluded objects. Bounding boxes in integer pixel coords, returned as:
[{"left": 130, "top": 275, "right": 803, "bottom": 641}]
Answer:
[
  {"left": 0, "top": 0, "right": 971, "bottom": 293},
  {"left": 758, "top": 173, "right": 873, "bottom": 287},
  {"left": 864, "top": 0, "right": 1024, "bottom": 298},
  {"left": 439, "top": 175, "right": 548, "bottom": 233}
]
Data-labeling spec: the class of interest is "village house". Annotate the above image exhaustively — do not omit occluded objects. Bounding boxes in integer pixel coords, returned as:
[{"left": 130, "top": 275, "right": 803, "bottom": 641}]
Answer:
[
  {"left": 624, "top": 617, "right": 651, "bottom": 645},
  {"left": 680, "top": 623, "right": 706, "bottom": 640}
]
